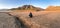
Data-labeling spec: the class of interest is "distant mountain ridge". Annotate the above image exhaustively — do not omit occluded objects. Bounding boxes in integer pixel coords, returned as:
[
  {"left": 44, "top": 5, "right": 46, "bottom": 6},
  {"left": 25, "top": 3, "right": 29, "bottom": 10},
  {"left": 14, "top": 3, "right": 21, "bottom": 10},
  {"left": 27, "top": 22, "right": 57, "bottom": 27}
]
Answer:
[
  {"left": 45, "top": 6, "right": 60, "bottom": 11},
  {"left": 10, "top": 5, "right": 44, "bottom": 11},
  {"left": 10, "top": 5, "right": 60, "bottom": 11}
]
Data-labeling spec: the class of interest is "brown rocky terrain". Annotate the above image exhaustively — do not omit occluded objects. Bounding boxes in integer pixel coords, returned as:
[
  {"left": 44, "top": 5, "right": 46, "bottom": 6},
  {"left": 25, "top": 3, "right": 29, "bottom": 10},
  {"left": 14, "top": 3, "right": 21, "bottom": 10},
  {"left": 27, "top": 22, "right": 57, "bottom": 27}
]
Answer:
[
  {"left": 9, "top": 11, "right": 60, "bottom": 28},
  {"left": 45, "top": 6, "right": 60, "bottom": 11}
]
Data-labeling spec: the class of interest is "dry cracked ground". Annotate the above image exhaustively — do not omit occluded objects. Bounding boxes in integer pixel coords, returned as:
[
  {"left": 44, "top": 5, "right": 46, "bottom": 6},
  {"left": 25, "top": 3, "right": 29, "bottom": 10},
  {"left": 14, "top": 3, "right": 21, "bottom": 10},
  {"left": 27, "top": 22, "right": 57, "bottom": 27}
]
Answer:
[{"left": 0, "top": 11, "right": 60, "bottom": 28}]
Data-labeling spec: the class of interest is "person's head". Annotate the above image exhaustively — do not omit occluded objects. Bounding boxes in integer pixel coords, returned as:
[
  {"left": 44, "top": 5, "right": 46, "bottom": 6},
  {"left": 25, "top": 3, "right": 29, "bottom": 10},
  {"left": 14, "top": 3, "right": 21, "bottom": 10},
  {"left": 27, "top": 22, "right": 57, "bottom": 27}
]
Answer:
[{"left": 30, "top": 12, "right": 32, "bottom": 13}]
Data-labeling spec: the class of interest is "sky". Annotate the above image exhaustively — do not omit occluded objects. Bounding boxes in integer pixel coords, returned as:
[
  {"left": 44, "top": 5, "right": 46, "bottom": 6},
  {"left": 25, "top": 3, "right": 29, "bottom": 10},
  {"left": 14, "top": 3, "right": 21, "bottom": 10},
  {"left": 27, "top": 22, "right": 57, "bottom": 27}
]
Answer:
[{"left": 0, "top": 0, "right": 60, "bottom": 9}]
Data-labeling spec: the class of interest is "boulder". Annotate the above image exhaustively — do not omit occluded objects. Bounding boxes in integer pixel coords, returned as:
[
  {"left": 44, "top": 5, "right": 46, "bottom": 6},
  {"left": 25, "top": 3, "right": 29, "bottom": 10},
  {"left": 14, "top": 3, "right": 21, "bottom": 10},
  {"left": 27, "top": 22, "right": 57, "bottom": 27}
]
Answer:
[{"left": 0, "top": 13, "right": 21, "bottom": 28}]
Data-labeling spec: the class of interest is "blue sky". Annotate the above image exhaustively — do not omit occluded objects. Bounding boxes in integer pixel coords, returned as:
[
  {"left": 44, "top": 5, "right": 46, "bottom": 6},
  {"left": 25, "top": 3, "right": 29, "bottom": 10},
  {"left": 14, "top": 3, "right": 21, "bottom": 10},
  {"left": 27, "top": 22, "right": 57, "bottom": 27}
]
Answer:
[{"left": 0, "top": 0, "right": 60, "bottom": 9}]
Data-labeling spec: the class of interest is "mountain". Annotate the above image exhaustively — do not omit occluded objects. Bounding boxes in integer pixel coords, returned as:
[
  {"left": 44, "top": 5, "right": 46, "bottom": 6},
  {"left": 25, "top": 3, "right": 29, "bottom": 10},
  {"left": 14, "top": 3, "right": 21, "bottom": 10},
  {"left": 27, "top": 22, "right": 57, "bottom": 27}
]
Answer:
[
  {"left": 45, "top": 6, "right": 60, "bottom": 11},
  {"left": 10, "top": 5, "right": 44, "bottom": 11}
]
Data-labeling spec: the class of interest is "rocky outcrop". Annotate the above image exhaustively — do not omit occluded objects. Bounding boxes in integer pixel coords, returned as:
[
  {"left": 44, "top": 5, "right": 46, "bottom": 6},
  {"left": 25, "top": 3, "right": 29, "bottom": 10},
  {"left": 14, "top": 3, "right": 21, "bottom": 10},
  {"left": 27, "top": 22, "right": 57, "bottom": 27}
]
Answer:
[
  {"left": 0, "top": 13, "right": 21, "bottom": 28},
  {"left": 45, "top": 6, "right": 60, "bottom": 11}
]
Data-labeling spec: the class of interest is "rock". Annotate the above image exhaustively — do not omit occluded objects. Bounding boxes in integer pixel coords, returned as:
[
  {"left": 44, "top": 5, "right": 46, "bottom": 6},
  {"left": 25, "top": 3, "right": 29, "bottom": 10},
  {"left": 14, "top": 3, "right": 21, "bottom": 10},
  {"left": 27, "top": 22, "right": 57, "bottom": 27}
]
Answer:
[{"left": 0, "top": 13, "right": 21, "bottom": 28}]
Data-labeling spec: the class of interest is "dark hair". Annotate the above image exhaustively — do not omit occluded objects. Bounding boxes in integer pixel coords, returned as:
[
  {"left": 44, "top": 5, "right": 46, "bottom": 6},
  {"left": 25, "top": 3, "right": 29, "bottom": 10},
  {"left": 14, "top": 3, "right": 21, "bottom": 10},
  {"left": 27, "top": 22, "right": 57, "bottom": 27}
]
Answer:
[{"left": 29, "top": 12, "right": 33, "bottom": 18}]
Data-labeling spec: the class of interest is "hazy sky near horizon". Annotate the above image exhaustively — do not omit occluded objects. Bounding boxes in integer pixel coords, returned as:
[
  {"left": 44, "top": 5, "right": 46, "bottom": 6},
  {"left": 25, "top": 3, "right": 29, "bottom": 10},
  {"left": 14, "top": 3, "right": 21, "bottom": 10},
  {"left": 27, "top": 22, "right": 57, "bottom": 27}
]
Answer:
[{"left": 0, "top": 0, "right": 60, "bottom": 9}]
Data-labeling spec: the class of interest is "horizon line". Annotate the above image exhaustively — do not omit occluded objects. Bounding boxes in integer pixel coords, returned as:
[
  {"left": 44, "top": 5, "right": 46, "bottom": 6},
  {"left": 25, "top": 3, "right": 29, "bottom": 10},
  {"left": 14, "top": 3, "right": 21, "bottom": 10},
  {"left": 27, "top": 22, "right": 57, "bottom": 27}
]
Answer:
[{"left": 0, "top": 5, "right": 60, "bottom": 9}]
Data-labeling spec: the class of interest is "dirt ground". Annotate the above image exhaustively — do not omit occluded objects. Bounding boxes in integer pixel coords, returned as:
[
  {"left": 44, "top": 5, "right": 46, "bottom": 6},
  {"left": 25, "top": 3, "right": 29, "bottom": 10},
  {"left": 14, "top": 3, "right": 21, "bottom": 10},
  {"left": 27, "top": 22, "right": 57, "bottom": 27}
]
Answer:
[{"left": 9, "top": 11, "right": 60, "bottom": 28}]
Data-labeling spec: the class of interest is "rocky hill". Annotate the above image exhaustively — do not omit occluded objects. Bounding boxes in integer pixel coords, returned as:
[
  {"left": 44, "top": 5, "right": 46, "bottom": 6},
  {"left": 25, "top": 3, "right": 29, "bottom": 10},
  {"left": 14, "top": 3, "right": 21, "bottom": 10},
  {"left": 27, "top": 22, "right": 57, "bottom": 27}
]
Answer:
[
  {"left": 10, "top": 5, "right": 44, "bottom": 11},
  {"left": 45, "top": 6, "right": 60, "bottom": 11}
]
